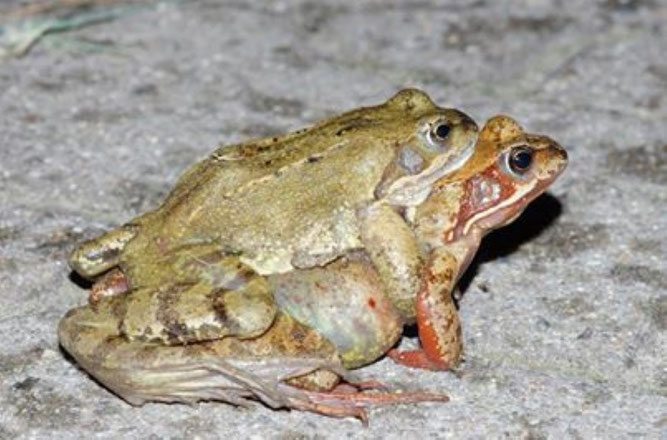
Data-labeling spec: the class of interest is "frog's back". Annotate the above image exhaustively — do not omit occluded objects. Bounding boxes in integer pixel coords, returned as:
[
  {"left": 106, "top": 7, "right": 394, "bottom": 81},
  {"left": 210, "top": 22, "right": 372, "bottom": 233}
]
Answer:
[
  {"left": 151, "top": 129, "right": 396, "bottom": 273},
  {"left": 128, "top": 90, "right": 439, "bottom": 272},
  {"left": 155, "top": 89, "right": 438, "bottom": 216}
]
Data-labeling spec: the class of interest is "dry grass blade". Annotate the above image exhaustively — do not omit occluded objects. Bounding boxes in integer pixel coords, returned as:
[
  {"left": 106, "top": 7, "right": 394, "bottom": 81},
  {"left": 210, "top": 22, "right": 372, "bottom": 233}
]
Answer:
[
  {"left": 0, "top": 0, "right": 159, "bottom": 58},
  {"left": 1, "top": 0, "right": 153, "bottom": 23}
]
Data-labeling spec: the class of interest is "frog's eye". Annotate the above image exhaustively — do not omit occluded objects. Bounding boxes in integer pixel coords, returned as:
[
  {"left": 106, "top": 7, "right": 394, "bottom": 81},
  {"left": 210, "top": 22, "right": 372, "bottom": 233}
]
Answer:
[
  {"left": 507, "top": 146, "right": 533, "bottom": 175},
  {"left": 425, "top": 122, "right": 451, "bottom": 150},
  {"left": 433, "top": 123, "right": 451, "bottom": 140}
]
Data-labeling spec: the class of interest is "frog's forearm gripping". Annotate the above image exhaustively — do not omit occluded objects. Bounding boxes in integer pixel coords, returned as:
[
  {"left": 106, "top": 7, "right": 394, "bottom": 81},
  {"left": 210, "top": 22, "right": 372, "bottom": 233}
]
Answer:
[{"left": 359, "top": 203, "right": 423, "bottom": 319}]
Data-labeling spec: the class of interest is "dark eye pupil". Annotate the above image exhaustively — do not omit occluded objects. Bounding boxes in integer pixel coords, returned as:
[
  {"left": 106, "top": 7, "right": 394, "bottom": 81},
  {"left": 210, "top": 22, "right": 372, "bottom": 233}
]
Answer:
[
  {"left": 510, "top": 149, "right": 532, "bottom": 171},
  {"left": 434, "top": 124, "right": 451, "bottom": 140}
]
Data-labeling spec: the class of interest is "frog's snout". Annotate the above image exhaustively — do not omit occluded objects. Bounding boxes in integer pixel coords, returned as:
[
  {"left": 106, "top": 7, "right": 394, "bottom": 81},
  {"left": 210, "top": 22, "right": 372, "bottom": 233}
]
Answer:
[
  {"left": 549, "top": 140, "right": 568, "bottom": 173},
  {"left": 556, "top": 144, "right": 568, "bottom": 164},
  {"left": 457, "top": 112, "right": 478, "bottom": 133}
]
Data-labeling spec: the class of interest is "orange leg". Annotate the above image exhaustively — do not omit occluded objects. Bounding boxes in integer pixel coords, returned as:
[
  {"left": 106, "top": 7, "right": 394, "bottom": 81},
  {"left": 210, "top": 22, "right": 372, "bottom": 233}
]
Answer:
[
  {"left": 89, "top": 268, "right": 130, "bottom": 308},
  {"left": 389, "top": 249, "right": 463, "bottom": 371},
  {"left": 387, "top": 348, "right": 451, "bottom": 370}
]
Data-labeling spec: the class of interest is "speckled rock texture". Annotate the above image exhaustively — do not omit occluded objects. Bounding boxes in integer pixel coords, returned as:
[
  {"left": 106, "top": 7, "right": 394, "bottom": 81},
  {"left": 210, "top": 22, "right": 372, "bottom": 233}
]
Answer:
[{"left": 0, "top": 1, "right": 665, "bottom": 438}]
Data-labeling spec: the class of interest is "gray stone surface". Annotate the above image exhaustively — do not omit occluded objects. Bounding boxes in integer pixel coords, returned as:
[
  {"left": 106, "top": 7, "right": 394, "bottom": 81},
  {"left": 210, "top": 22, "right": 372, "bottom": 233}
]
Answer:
[{"left": 1, "top": 0, "right": 665, "bottom": 438}]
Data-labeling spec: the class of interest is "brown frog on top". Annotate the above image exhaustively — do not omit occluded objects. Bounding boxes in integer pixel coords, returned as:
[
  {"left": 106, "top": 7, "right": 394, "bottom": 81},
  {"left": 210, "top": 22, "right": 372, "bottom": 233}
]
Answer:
[
  {"left": 59, "top": 115, "right": 567, "bottom": 422},
  {"left": 67, "top": 89, "right": 478, "bottom": 342}
]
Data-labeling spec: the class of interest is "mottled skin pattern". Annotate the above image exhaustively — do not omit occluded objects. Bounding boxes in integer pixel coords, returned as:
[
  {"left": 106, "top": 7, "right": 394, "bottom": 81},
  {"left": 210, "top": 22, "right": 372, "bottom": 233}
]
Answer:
[
  {"left": 70, "top": 89, "right": 479, "bottom": 278},
  {"left": 59, "top": 110, "right": 566, "bottom": 421},
  {"left": 69, "top": 88, "right": 479, "bottom": 342}
]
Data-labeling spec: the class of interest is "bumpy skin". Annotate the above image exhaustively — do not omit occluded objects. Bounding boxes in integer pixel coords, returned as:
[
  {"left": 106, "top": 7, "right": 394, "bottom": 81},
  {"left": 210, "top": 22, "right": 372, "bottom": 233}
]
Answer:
[
  {"left": 69, "top": 89, "right": 478, "bottom": 343},
  {"left": 70, "top": 88, "right": 478, "bottom": 279},
  {"left": 60, "top": 111, "right": 567, "bottom": 421}
]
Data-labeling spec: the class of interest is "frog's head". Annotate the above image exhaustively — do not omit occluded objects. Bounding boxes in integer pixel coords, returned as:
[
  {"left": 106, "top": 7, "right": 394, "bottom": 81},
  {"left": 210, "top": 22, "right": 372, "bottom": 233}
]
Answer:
[
  {"left": 416, "top": 115, "right": 567, "bottom": 248},
  {"left": 373, "top": 89, "right": 479, "bottom": 204}
]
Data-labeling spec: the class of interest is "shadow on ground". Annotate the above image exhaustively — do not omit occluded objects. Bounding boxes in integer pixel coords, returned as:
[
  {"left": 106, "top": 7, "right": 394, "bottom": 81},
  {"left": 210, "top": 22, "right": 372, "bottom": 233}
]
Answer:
[{"left": 458, "top": 192, "right": 563, "bottom": 295}]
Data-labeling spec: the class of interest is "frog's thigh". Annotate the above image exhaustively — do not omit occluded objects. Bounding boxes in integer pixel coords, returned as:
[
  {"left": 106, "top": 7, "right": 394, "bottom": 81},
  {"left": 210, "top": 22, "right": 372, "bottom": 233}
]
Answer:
[
  {"left": 59, "top": 307, "right": 341, "bottom": 407},
  {"left": 268, "top": 259, "right": 404, "bottom": 369},
  {"left": 69, "top": 225, "right": 137, "bottom": 279},
  {"left": 122, "top": 257, "right": 277, "bottom": 344},
  {"left": 358, "top": 203, "right": 423, "bottom": 319}
]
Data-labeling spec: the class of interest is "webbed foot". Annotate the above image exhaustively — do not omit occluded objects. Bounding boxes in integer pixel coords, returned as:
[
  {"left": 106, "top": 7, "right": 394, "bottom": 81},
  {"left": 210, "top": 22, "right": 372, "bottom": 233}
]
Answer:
[
  {"left": 387, "top": 348, "right": 452, "bottom": 371},
  {"left": 287, "top": 384, "right": 449, "bottom": 425}
]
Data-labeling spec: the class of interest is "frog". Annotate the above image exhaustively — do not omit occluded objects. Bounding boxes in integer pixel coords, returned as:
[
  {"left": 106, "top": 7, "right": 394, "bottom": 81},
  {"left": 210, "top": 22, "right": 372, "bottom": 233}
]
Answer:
[
  {"left": 270, "top": 115, "right": 568, "bottom": 372},
  {"left": 68, "top": 88, "right": 479, "bottom": 337},
  {"left": 58, "top": 115, "right": 567, "bottom": 421}
]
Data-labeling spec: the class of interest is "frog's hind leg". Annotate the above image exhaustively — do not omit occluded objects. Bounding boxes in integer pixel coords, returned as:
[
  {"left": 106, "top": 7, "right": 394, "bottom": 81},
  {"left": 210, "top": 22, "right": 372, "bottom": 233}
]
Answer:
[
  {"left": 120, "top": 253, "right": 277, "bottom": 344},
  {"left": 284, "top": 369, "right": 449, "bottom": 423},
  {"left": 58, "top": 307, "right": 344, "bottom": 410},
  {"left": 69, "top": 225, "right": 137, "bottom": 279},
  {"left": 286, "top": 387, "right": 450, "bottom": 424},
  {"left": 59, "top": 305, "right": 448, "bottom": 422}
]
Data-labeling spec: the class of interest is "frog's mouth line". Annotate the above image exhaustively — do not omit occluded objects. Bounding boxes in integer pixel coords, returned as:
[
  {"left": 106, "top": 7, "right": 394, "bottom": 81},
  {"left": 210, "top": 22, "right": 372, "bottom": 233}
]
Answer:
[
  {"left": 469, "top": 176, "right": 555, "bottom": 233},
  {"left": 429, "top": 135, "right": 477, "bottom": 182},
  {"left": 457, "top": 162, "right": 567, "bottom": 240}
]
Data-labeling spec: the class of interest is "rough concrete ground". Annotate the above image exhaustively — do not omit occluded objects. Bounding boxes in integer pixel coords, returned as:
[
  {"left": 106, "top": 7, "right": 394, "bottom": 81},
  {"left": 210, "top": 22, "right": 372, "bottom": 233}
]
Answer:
[{"left": 0, "top": 0, "right": 665, "bottom": 438}]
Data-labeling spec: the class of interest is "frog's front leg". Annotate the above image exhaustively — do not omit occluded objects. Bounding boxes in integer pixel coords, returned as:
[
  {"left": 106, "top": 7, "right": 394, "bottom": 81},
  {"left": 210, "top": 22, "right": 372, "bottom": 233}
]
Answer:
[
  {"left": 357, "top": 205, "right": 463, "bottom": 370},
  {"left": 357, "top": 203, "right": 424, "bottom": 319},
  {"left": 388, "top": 247, "right": 463, "bottom": 370}
]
